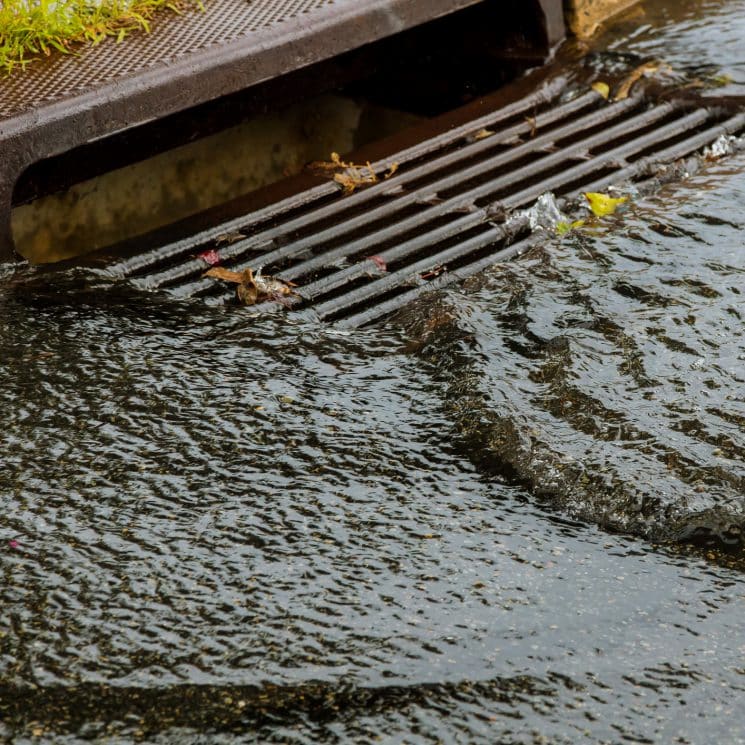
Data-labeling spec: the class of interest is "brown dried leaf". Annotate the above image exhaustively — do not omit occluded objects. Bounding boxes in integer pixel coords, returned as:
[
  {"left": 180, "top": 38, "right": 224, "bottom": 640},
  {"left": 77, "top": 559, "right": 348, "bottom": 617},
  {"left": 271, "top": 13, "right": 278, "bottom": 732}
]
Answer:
[
  {"left": 237, "top": 281, "right": 259, "bottom": 305},
  {"left": 204, "top": 267, "right": 249, "bottom": 284},
  {"left": 214, "top": 231, "right": 245, "bottom": 245},
  {"left": 310, "top": 152, "right": 399, "bottom": 194},
  {"left": 334, "top": 163, "right": 378, "bottom": 194},
  {"left": 205, "top": 266, "right": 298, "bottom": 306},
  {"left": 614, "top": 61, "right": 668, "bottom": 101}
]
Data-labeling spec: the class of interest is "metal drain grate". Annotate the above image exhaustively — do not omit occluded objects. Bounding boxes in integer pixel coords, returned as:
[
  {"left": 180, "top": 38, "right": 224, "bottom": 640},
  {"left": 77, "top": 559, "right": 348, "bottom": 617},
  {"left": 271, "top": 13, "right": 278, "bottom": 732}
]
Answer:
[{"left": 105, "top": 78, "right": 745, "bottom": 327}]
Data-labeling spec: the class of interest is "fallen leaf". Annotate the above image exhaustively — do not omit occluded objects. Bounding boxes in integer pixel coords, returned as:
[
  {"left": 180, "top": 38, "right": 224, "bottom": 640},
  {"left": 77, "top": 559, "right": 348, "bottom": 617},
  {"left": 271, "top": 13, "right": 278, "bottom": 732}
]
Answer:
[
  {"left": 334, "top": 166, "right": 377, "bottom": 194},
  {"left": 584, "top": 192, "right": 629, "bottom": 217},
  {"left": 707, "top": 72, "right": 734, "bottom": 87},
  {"left": 591, "top": 81, "right": 610, "bottom": 99},
  {"left": 8, "top": 539, "right": 19, "bottom": 549},
  {"left": 237, "top": 281, "right": 258, "bottom": 306},
  {"left": 204, "top": 266, "right": 246, "bottom": 284},
  {"left": 205, "top": 266, "right": 297, "bottom": 306},
  {"left": 309, "top": 152, "right": 399, "bottom": 194},
  {"left": 198, "top": 249, "right": 222, "bottom": 266},
  {"left": 614, "top": 61, "right": 669, "bottom": 101},
  {"left": 556, "top": 219, "right": 586, "bottom": 235},
  {"left": 525, "top": 115, "right": 537, "bottom": 137},
  {"left": 472, "top": 128, "right": 495, "bottom": 141},
  {"left": 214, "top": 231, "right": 244, "bottom": 245}
]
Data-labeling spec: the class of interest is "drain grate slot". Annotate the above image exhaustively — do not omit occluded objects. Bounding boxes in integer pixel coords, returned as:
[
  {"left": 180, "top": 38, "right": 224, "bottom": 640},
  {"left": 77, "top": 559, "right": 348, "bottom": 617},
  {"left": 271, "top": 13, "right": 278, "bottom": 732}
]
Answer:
[{"left": 103, "top": 80, "right": 745, "bottom": 326}]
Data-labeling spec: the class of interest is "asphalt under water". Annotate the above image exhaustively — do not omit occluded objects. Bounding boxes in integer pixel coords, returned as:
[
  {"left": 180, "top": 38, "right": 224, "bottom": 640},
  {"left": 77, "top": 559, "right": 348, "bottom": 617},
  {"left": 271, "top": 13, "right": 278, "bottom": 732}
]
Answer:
[{"left": 1, "top": 1, "right": 745, "bottom": 742}]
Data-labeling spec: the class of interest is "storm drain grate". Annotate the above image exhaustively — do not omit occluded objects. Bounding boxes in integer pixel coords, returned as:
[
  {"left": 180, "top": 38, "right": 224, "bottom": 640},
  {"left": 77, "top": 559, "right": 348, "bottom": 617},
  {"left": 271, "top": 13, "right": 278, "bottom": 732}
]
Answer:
[{"left": 104, "top": 77, "right": 745, "bottom": 327}]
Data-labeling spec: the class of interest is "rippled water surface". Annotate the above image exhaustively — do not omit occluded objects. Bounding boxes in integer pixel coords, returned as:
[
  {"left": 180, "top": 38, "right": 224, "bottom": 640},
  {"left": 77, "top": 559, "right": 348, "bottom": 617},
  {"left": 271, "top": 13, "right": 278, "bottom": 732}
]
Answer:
[{"left": 2, "top": 2, "right": 745, "bottom": 743}]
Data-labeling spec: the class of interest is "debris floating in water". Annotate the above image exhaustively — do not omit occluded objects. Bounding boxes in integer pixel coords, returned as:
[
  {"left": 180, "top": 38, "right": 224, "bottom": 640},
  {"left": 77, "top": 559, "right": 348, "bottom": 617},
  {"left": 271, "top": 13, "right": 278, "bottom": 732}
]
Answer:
[
  {"left": 198, "top": 249, "right": 222, "bottom": 266},
  {"left": 613, "top": 61, "right": 672, "bottom": 101},
  {"left": 214, "top": 231, "right": 245, "bottom": 246},
  {"left": 204, "top": 266, "right": 298, "bottom": 306},
  {"left": 583, "top": 191, "right": 629, "bottom": 217},
  {"left": 470, "top": 128, "right": 495, "bottom": 142},
  {"left": 703, "top": 134, "right": 739, "bottom": 160},
  {"left": 556, "top": 219, "right": 586, "bottom": 236},
  {"left": 517, "top": 192, "right": 566, "bottom": 232}
]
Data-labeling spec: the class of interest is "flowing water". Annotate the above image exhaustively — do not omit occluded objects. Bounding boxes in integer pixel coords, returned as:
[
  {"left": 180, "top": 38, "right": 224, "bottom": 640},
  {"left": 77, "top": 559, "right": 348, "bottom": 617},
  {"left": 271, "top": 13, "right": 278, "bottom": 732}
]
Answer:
[{"left": 1, "top": 1, "right": 745, "bottom": 742}]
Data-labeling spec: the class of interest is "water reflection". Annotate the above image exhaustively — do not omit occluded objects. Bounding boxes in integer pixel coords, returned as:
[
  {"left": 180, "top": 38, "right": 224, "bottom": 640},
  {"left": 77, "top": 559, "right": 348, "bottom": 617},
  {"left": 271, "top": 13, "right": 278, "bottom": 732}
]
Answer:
[{"left": 405, "top": 155, "right": 745, "bottom": 550}]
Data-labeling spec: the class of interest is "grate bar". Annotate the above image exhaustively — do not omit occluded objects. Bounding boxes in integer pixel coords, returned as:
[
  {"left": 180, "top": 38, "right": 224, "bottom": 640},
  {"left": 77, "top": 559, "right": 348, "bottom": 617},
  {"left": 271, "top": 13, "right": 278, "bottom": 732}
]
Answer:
[
  {"left": 312, "top": 219, "right": 530, "bottom": 320},
  {"left": 98, "top": 78, "right": 745, "bottom": 327},
  {"left": 335, "top": 234, "right": 536, "bottom": 328},
  {"left": 170, "top": 94, "right": 665, "bottom": 298},
  {"left": 340, "top": 112, "right": 745, "bottom": 327},
  {"left": 582, "top": 110, "right": 745, "bottom": 193},
  {"left": 304, "top": 108, "right": 711, "bottom": 320},
  {"left": 108, "top": 75, "right": 572, "bottom": 277},
  {"left": 139, "top": 89, "right": 616, "bottom": 292},
  {"left": 200, "top": 99, "right": 698, "bottom": 307}
]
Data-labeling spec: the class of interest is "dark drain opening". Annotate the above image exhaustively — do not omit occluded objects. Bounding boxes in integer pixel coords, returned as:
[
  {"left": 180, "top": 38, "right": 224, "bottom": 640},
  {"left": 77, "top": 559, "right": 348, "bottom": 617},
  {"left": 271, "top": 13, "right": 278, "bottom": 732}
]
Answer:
[{"left": 10, "top": 0, "right": 558, "bottom": 265}]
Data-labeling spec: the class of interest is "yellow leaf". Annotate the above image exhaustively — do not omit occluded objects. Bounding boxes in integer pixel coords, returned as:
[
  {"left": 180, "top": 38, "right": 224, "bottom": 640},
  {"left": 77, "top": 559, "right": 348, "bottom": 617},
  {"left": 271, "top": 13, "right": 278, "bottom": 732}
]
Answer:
[
  {"left": 591, "top": 81, "right": 610, "bottom": 99},
  {"left": 384, "top": 162, "right": 399, "bottom": 179},
  {"left": 556, "top": 219, "right": 586, "bottom": 235},
  {"left": 707, "top": 73, "right": 733, "bottom": 87},
  {"left": 584, "top": 192, "right": 628, "bottom": 217},
  {"left": 473, "top": 128, "right": 494, "bottom": 141}
]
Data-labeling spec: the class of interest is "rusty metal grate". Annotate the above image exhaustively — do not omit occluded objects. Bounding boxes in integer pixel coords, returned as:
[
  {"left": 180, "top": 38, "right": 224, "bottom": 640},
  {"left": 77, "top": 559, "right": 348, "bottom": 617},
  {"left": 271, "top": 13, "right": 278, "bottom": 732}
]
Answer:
[{"left": 105, "top": 79, "right": 745, "bottom": 327}]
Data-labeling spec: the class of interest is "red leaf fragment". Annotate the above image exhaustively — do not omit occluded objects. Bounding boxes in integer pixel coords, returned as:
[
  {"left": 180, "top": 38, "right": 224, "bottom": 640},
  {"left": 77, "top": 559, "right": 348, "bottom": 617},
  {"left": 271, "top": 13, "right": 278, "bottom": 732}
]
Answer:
[
  {"left": 198, "top": 249, "right": 222, "bottom": 266},
  {"left": 9, "top": 540, "right": 19, "bottom": 549},
  {"left": 367, "top": 255, "right": 387, "bottom": 272}
]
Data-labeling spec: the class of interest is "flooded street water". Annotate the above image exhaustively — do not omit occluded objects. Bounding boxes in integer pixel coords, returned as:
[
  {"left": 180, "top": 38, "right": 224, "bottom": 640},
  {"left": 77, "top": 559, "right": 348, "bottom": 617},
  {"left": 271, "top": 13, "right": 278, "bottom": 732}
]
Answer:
[{"left": 2, "top": 1, "right": 745, "bottom": 742}]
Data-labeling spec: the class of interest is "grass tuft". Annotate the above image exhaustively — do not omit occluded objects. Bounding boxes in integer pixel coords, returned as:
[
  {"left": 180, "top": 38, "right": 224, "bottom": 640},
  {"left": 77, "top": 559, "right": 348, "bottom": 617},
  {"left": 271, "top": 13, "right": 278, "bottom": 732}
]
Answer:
[{"left": 0, "top": 0, "right": 202, "bottom": 75}]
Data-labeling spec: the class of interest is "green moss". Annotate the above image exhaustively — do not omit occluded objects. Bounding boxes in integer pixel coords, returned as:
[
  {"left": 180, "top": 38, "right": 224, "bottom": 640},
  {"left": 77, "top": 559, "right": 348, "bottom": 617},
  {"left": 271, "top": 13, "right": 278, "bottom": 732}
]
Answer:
[{"left": 0, "top": 0, "right": 201, "bottom": 74}]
